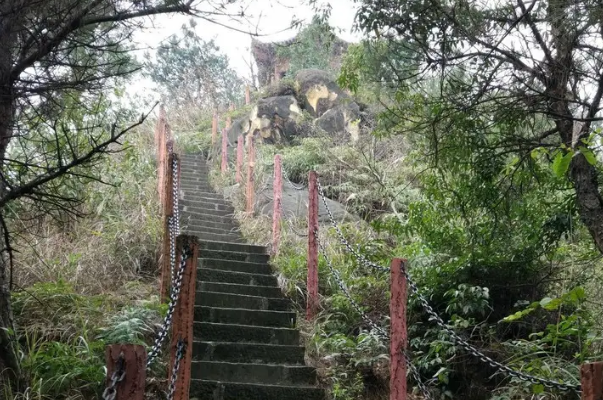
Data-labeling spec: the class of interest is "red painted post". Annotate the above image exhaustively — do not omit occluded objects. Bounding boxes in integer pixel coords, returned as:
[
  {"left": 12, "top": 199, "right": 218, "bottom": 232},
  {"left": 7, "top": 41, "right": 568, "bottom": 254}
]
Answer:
[
  {"left": 170, "top": 235, "right": 199, "bottom": 400},
  {"left": 236, "top": 138, "right": 244, "bottom": 183},
  {"left": 581, "top": 362, "right": 603, "bottom": 400},
  {"left": 390, "top": 258, "right": 408, "bottom": 400},
  {"left": 306, "top": 171, "right": 319, "bottom": 320},
  {"left": 221, "top": 127, "right": 228, "bottom": 173},
  {"left": 160, "top": 149, "right": 175, "bottom": 303},
  {"left": 245, "top": 85, "right": 251, "bottom": 105},
  {"left": 105, "top": 344, "right": 146, "bottom": 400},
  {"left": 229, "top": 103, "right": 235, "bottom": 111},
  {"left": 272, "top": 155, "right": 283, "bottom": 255},
  {"left": 246, "top": 137, "right": 255, "bottom": 214},
  {"left": 211, "top": 111, "right": 218, "bottom": 145}
]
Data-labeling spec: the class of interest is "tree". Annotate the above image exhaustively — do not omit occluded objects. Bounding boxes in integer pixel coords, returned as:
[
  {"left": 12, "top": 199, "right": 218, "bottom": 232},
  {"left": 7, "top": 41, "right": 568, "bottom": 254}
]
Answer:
[
  {"left": 353, "top": 0, "right": 603, "bottom": 255},
  {"left": 146, "top": 19, "right": 244, "bottom": 111},
  {"left": 0, "top": 0, "right": 248, "bottom": 391}
]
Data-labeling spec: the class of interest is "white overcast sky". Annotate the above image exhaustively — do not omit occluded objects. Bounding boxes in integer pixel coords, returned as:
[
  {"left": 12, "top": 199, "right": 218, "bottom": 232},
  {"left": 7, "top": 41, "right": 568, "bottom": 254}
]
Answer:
[{"left": 128, "top": 0, "right": 361, "bottom": 101}]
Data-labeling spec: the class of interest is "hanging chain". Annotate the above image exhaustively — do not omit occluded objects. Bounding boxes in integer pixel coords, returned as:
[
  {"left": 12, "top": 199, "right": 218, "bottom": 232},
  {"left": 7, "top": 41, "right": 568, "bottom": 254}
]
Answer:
[
  {"left": 166, "top": 339, "right": 186, "bottom": 400},
  {"left": 102, "top": 354, "right": 126, "bottom": 400},
  {"left": 402, "top": 350, "right": 433, "bottom": 400},
  {"left": 282, "top": 166, "right": 305, "bottom": 191},
  {"left": 169, "top": 156, "right": 181, "bottom": 289},
  {"left": 315, "top": 175, "right": 581, "bottom": 392},
  {"left": 147, "top": 246, "right": 190, "bottom": 368}
]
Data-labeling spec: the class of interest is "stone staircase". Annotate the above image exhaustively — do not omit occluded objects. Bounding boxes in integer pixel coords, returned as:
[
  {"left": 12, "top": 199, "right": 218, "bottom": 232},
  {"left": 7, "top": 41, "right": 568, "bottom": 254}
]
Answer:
[{"left": 178, "top": 154, "right": 324, "bottom": 400}]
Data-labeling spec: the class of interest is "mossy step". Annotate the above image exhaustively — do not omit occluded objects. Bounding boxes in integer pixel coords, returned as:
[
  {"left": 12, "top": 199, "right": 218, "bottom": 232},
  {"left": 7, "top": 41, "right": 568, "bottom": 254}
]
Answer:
[
  {"left": 191, "top": 361, "right": 316, "bottom": 386},
  {"left": 194, "top": 322, "right": 299, "bottom": 345},
  {"left": 197, "top": 282, "right": 282, "bottom": 298},
  {"left": 192, "top": 341, "right": 305, "bottom": 364},
  {"left": 187, "top": 232, "right": 243, "bottom": 244},
  {"left": 195, "top": 291, "right": 290, "bottom": 311},
  {"left": 189, "top": 380, "right": 325, "bottom": 400},
  {"left": 194, "top": 306, "right": 295, "bottom": 327},
  {"left": 197, "top": 268, "right": 277, "bottom": 286},
  {"left": 198, "top": 241, "right": 267, "bottom": 254},
  {"left": 199, "top": 258, "right": 272, "bottom": 275},
  {"left": 198, "top": 250, "right": 269, "bottom": 264}
]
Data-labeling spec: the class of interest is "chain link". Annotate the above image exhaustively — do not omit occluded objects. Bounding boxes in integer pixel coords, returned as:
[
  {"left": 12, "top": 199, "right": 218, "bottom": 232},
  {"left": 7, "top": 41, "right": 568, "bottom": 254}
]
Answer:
[
  {"left": 282, "top": 166, "right": 305, "bottom": 191},
  {"left": 315, "top": 175, "right": 581, "bottom": 392},
  {"left": 167, "top": 339, "right": 186, "bottom": 400},
  {"left": 147, "top": 246, "right": 190, "bottom": 368},
  {"left": 102, "top": 354, "right": 126, "bottom": 400},
  {"left": 317, "top": 233, "right": 433, "bottom": 398}
]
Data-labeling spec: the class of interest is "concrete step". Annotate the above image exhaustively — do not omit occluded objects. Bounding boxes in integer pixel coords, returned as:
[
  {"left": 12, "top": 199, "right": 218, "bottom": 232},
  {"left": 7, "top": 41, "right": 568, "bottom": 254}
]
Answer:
[
  {"left": 180, "top": 217, "right": 239, "bottom": 232},
  {"left": 181, "top": 212, "right": 234, "bottom": 225},
  {"left": 189, "top": 380, "right": 325, "bottom": 400},
  {"left": 180, "top": 191, "right": 226, "bottom": 201},
  {"left": 180, "top": 205, "right": 234, "bottom": 218},
  {"left": 179, "top": 196, "right": 231, "bottom": 207},
  {"left": 193, "top": 341, "right": 305, "bottom": 364},
  {"left": 198, "top": 249, "right": 270, "bottom": 264},
  {"left": 180, "top": 184, "right": 214, "bottom": 191},
  {"left": 181, "top": 199, "right": 235, "bottom": 212},
  {"left": 191, "top": 232, "right": 243, "bottom": 243},
  {"left": 198, "top": 241, "right": 267, "bottom": 254},
  {"left": 197, "top": 282, "right": 282, "bottom": 298},
  {"left": 196, "top": 291, "right": 290, "bottom": 311},
  {"left": 199, "top": 258, "right": 272, "bottom": 275},
  {"left": 191, "top": 361, "right": 316, "bottom": 386},
  {"left": 194, "top": 322, "right": 299, "bottom": 345},
  {"left": 198, "top": 268, "right": 278, "bottom": 287},
  {"left": 184, "top": 225, "right": 241, "bottom": 237},
  {"left": 195, "top": 306, "right": 295, "bottom": 327}
]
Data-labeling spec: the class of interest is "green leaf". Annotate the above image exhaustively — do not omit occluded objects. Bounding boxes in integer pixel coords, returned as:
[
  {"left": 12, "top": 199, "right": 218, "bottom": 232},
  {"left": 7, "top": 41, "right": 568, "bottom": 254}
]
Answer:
[
  {"left": 580, "top": 146, "right": 597, "bottom": 165},
  {"left": 552, "top": 150, "right": 573, "bottom": 177},
  {"left": 532, "top": 384, "right": 544, "bottom": 394}
]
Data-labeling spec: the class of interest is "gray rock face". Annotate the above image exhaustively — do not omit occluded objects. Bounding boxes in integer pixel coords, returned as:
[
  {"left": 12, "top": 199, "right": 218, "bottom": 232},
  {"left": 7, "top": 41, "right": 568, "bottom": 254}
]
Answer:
[
  {"left": 315, "top": 103, "right": 361, "bottom": 142},
  {"left": 256, "top": 181, "right": 355, "bottom": 223},
  {"left": 294, "top": 69, "right": 351, "bottom": 117}
]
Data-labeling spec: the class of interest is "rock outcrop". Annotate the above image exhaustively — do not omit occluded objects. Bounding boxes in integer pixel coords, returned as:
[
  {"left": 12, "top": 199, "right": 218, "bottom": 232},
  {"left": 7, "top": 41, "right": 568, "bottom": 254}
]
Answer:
[{"left": 226, "top": 69, "right": 368, "bottom": 145}]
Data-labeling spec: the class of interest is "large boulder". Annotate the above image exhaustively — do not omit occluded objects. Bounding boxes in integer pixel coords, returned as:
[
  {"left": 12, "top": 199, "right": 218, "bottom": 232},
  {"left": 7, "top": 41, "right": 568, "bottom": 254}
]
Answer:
[
  {"left": 247, "top": 95, "right": 304, "bottom": 144},
  {"left": 294, "top": 69, "right": 352, "bottom": 117},
  {"left": 316, "top": 103, "right": 361, "bottom": 142}
]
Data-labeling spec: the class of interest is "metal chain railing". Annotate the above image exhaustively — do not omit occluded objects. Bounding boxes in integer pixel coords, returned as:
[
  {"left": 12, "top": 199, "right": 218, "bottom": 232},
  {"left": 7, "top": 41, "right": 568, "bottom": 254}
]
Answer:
[
  {"left": 317, "top": 233, "right": 433, "bottom": 400},
  {"left": 166, "top": 339, "right": 186, "bottom": 400},
  {"left": 102, "top": 354, "right": 126, "bottom": 400},
  {"left": 315, "top": 175, "right": 582, "bottom": 393},
  {"left": 147, "top": 246, "right": 189, "bottom": 368},
  {"left": 282, "top": 166, "right": 305, "bottom": 191}
]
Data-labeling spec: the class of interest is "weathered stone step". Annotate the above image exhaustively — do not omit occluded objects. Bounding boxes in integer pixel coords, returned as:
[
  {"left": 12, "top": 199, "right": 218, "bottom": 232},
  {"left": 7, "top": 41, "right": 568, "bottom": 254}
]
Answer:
[
  {"left": 198, "top": 268, "right": 277, "bottom": 286},
  {"left": 198, "top": 249, "right": 270, "bottom": 264},
  {"left": 180, "top": 217, "right": 239, "bottom": 232},
  {"left": 193, "top": 341, "right": 305, "bottom": 364},
  {"left": 196, "top": 291, "right": 290, "bottom": 311},
  {"left": 180, "top": 191, "right": 226, "bottom": 201},
  {"left": 179, "top": 184, "right": 213, "bottom": 191},
  {"left": 190, "top": 380, "right": 325, "bottom": 400},
  {"left": 191, "top": 361, "right": 316, "bottom": 386},
  {"left": 181, "top": 199, "right": 234, "bottom": 212},
  {"left": 198, "top": 241, "right": 267, "bottom": 254},
  {"left": 179, "top": 196, "right": 231, "bottom": 207},
  {"left": 197, "top": 282, "right": 282, "bottom": 298},
  {"left": 180, "top": 205, "right": 234, "bottom": 218},
  {"left": 194, "top": 306, "right": 295, "bottom": 327},
  {"left": 184, "top": 225, "right": 241, "bottom": 237},
  {"left": 194, "top": 322, "right": 299, "bottom": 345},
  {"left": 191, "top": 232, "right": 243, "bottom": 244},
  {"left": 199, "top": 258, "right": 272, "bottom": 275},
  {"left": 181, "top": 212, "right": 234, "bottom": 225}
]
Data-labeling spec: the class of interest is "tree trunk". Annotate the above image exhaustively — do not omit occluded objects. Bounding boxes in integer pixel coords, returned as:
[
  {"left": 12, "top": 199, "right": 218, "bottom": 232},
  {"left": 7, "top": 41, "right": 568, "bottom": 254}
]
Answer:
[{"left": 0, "top": 14, "right": 22, "bottom": 393}]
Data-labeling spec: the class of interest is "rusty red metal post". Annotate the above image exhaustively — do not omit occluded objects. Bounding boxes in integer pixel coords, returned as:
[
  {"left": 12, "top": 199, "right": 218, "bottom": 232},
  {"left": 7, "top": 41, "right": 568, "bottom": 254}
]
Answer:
[
  {"left": 581, "top": 362, "right": 603, "bottom": 400},
  {"left": 105, "top": 344, "right": 146, "bottom": 400},
  {"left": 236, "top": 138, "right": 244, "bottom": 183},
  {"left": 170, "top": 235, "right": 199, "bottom": 400},
  {"left": 272, "top": 155, "right": 283, "bottom": 255},
  {"left": 159, "top": 148, "right": 175, "bottom": 303},
  {"left": 221, "top": 128, "right": 228, "bottom": 173},
  {"left": 229, "top": 103, "right": 235, "bottom": 111},
  {"left": 390, "top": 258, "right": 408, "bottom": 400},
  {"left": 246, "top": 136, "right": 255, "bottom": 214},
  {"left": 245, "top": 85, "right": 251, "bottom": 105},
  {"left": 306, "top": 171, "right": 319, "bottom": 320},
  {"left": 211, "top": 112, "right": 218, "bottom": 145}
]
